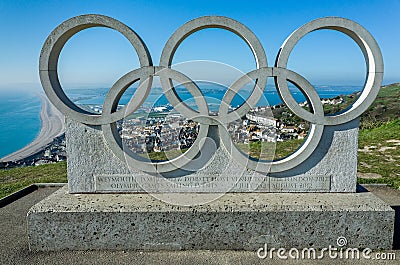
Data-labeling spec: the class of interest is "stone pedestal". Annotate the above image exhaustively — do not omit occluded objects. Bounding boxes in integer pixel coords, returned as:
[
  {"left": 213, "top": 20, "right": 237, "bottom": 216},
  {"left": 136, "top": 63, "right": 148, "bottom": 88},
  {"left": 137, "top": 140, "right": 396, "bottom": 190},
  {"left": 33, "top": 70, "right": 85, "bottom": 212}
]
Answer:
[
  {"left": 65, "top": 118, "right": 360, "bottom": 194},
  {"left": 28, "top": 186, "right": 394, "bottom": 251}
]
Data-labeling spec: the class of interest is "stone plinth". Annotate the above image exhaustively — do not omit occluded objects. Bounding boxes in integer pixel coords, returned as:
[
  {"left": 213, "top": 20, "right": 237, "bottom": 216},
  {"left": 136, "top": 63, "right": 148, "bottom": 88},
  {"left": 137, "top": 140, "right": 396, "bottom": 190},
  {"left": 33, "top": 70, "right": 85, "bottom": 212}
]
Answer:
[
  {"left": 27, "top": 186, "right": 394, "bottom": 251},
  {"left": 66, "top": 118, "right": 359, "bottom": 194}
]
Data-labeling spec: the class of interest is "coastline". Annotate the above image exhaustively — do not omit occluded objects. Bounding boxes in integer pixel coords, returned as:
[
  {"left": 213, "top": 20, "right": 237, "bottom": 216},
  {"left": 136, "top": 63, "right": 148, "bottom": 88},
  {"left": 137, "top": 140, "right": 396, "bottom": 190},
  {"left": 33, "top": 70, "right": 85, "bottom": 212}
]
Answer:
[
  {"left": 0, "top": 87, "right": 359, "bottom": 164},
  {"left": 0, "top": 93, "right": 65, "bottom": 162}
]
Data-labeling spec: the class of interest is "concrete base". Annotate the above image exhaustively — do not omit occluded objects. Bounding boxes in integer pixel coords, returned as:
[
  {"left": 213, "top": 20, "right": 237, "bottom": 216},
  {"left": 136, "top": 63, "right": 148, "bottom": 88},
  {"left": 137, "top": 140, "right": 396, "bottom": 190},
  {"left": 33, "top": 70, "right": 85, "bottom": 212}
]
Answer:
[{"left": 27, "top": 186, "right": 394, "bottom": 251}]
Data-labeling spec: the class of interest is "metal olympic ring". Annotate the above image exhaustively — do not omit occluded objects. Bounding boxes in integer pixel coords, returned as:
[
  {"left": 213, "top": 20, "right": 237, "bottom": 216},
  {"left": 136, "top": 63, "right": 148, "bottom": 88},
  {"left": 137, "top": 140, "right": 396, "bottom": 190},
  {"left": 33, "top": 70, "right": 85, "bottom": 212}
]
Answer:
[{"left": 39, "top": 15, "right": 383, "bottom": 174}]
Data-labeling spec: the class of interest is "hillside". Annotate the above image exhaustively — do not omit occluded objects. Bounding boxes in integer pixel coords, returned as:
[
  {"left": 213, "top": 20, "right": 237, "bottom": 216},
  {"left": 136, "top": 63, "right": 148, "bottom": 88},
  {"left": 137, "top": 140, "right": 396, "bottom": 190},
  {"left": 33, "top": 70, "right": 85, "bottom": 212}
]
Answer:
[
  {"left": 271, "top": 83, "right": 400, "bottom": 182},
  {"left": 356, "top": 83, "right": 400, "bottom": 186},
  {"left": 357, "top": 119, "right": 400, "bottom": 185},
  {"left": 361, "top": 83, "right": 400, "bottom": 128},
  {"left": 0, "top": 162, "right": 66, "bottom": 198}
]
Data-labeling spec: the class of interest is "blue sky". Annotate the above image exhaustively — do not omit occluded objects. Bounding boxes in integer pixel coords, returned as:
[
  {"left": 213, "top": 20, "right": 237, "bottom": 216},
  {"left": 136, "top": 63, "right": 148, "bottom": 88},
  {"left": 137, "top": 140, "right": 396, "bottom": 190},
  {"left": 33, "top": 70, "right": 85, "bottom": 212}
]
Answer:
[{"left": 0, "top": 0, "right": 399, "bottom": 91}]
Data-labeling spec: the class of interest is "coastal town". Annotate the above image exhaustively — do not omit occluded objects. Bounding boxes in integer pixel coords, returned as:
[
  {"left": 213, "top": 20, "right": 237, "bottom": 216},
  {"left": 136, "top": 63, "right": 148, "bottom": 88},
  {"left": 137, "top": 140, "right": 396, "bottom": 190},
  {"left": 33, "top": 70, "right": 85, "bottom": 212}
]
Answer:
[
  {"left": 0, "top": 134, "right": 66, "bottom": 169},
  {"left": 118, "top": 102, "right": 310, "bottom": 156},
  {"left": 0, "top": 94, "right": 353, "bottom": 169}
]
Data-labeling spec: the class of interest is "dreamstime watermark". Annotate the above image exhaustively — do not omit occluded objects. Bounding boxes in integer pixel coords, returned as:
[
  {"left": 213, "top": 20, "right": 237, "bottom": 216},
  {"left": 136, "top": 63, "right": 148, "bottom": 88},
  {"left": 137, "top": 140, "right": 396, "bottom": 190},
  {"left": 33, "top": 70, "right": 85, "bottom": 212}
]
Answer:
[{"left": 256, "top": 237, "right": 396, "bottom": 261}]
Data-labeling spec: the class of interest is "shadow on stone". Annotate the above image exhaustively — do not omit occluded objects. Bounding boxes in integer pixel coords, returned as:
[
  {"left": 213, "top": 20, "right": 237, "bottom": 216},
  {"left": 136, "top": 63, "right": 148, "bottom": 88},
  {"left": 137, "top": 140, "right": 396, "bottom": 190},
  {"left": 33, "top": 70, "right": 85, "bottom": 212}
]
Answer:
[
  {"left": 270, "top": 118, "right": 358, "bottom": 177},
  {"left": 392, "top": 206, "right": 400, "bottom": 249}
]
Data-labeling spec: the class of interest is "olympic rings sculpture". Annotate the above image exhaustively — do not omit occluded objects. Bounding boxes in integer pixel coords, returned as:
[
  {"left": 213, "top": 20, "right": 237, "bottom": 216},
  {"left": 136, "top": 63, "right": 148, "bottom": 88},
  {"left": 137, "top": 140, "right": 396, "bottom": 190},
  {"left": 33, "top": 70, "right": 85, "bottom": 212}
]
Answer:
[{"left": 39, "top": 15, "right": 383, "bottom": 174}]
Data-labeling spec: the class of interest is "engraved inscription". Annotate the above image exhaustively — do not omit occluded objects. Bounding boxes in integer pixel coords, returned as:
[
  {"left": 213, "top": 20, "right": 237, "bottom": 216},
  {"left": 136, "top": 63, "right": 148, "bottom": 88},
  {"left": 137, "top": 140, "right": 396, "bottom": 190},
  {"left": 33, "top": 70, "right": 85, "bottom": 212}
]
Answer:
[
  {"left": 94, "top": 174, "right": 270, "bottom": 192},
  {"left": 269, "top": 175, "right": 331, "bottom": 192}
]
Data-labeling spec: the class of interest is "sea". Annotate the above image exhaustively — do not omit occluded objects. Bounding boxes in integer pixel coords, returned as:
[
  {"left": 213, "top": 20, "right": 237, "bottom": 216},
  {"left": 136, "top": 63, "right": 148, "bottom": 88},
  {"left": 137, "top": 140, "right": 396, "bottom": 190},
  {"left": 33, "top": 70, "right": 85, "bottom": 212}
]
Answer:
[
  {"left": 0, "top": 90, "right": 42, "bottom": 158},
  {"left": 0, "top": 83, "right": 362, "bottom": 158}
]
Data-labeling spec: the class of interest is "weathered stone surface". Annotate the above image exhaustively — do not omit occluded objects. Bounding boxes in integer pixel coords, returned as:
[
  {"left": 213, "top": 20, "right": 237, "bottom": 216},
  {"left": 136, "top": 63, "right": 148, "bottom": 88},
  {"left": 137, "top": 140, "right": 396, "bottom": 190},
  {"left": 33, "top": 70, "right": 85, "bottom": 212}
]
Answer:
[
  {"left": 27, "top": 186, "right": 394, "bottom": 251},
  {"left": 268, "top": 118, "right": 359, "bottom": 192},
  {"left": 269, "top": 175, "right": 330, "bottom": 192},
  {"left": 66, "top": 118, "right": 130, "bottom": 193},
  {"left": 66, "top": 117, "right": 358, "bottom": 193},
  {"left": 66, "top": 118, "right": 266, "bottom": 193}
]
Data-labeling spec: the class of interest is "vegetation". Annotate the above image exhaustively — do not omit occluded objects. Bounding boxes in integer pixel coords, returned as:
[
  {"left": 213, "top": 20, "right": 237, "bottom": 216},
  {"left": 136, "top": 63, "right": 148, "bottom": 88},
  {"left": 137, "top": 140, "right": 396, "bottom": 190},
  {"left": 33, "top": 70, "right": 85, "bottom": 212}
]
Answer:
[
  {"left": 237, "top": 139, "right": 303, "bottom": 160},
  {"left": 142, "top": 148, "right": 188, "bottom": 161},
  {"left": 268, "top": 83, "right": 399, "bottom": 188},
  {"left": 0, "top": 84, "right": 398, "bottom": 199},
  {"left": 357, "top": 119, "right": 400, "bottom": 188},
  {"left": 0, "top": 161, "right": 67, "bottom": 199},
  {"left": 356, "top": 83, "right": 400, "bottom": 189},
  {"left": 360, "top": 83, "right": 400, "bottom": 129}
]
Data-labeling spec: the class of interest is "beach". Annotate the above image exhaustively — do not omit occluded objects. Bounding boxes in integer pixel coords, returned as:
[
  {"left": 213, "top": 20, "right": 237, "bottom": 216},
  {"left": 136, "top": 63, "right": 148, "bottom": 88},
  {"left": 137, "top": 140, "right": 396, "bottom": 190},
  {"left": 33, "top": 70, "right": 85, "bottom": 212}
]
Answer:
[{"left": 0, "top": 94, "right": 65, "bottom": 162}]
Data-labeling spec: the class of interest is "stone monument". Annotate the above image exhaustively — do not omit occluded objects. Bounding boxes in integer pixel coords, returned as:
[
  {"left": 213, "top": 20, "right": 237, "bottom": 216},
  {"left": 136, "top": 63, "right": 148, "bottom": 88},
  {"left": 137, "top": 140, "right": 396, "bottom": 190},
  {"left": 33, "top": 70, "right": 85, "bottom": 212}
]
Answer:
[{"left": 28, "top": 15, "right": 394, "bottom": 251}]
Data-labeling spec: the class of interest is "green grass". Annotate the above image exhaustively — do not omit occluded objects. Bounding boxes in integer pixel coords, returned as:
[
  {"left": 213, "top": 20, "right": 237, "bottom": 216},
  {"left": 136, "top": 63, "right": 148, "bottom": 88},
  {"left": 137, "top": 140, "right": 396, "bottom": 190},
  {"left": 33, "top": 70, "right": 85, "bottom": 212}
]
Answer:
[
  {"left": 141, "top": 148, "right": 188, "bottom": 161},
  {"left": 357, "top": 119, "right": 400, "bottom": 189},
  {"left": 0, "top": 162, "right": 67, "bottom": 199},
  {"left": 236, "top": 139, "right": 303, "bottom": 160},
  {"left": 360, "top": 83, "right": 400, "bottom": 129},
  {"left": 356, "top": 84, "right": 400, "bottom": 189},
  {"left": 275, "top": 139, "right": 304, "bottom": 159}
]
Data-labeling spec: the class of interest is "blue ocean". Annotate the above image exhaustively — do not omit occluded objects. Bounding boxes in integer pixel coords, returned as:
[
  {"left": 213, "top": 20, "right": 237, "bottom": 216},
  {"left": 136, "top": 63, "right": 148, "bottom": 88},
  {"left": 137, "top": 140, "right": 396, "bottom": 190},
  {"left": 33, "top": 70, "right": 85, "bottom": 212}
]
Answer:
[
  {"left": 0, "top": 90, "right": 41, "bottom": 158},
  {"left": 0, "top": 84, "right": 362, "bottom": 158}
]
